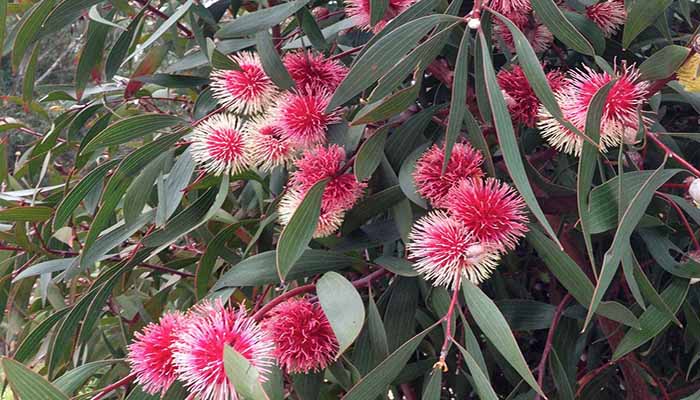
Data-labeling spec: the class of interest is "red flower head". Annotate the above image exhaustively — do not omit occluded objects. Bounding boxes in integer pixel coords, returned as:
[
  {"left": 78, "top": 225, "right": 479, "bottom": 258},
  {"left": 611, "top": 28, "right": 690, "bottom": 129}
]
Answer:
[
  {"left": 279, "top": 145, "right": 366, "bottom": 237},
  {"left": 283, "top": 51, "right": 348, "bottom": 93},
  {"left": 273, "top": 88, "right": 341, "bottom": 147},
  {"left": 172, "top": 300, "right": 274, "bottom": 400},
  {"left": 497, "top": 65, "right": 565, "bottom": 127},
  {"left": 586, "top": 0, "right": 626, "bottom": 37},
  {"left": 210, "top": 52, "right": 277, "bottom": 115},
  {"left": 408, "top": 211, "right": 501, "bottom": 288},
  {"left": 494, "top": 13, "right": 553, "bottom": 54},
  {"left": 191, "top": 114, "right": 250, "bottom": 175},
  {"left": 537, "top": 64, "right": 649, "bottom": 155},
  {"left": 445, "top": 178, "right": 529, "bottom": 253},
  {"left": 413, "top": 142, "right": 484, "bottom": 208},
  {"left": 243, "top": 115, "right": 296, "bottom": 172},
  {"left": 127, "top": 311, "right": 188, "bottom": 395},
  {"left": 487, "top": 0, "right": 532, "bottom": 15},
  {"left": 262, "top": 298, "right": 339, "bottom": 374},
  {"left": 346, "top": 0, "right": 416, "bottom": 32}
]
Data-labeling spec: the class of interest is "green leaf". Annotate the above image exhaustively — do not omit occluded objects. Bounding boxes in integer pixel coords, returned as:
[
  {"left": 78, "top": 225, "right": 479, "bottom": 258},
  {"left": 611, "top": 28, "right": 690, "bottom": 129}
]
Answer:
[
  {"left": 354, "top": 127, "right": 389, "bottom": 181},
  {"left": 11, "top": 0, "right": 56, "bottom": 70},
  {"left": 124, "top": 0, "right": 193, "bottom": 63},
  {"left": 421, "top": 370, "right": 442, "bottom": 400},
  {"left": 629, "top": 249, "right": 682, "bottom": 327},
  {"left": 452, "top": 341, "right": 499, "bottom": 400},
  {"left": 216, "top": 0, "right": 311, "bottom": 38},
  {"left": 353, "top": 291, "right": 390, "bottom": 373},
  {"left": 564, "top": 11, "right": 605, "bottom": 55},
  {"left": 75, "top": 12, "right": 112, "bottom": 99},
  {"left": 0, "top": 206, "right": 52, "bottom": 222},
  {"left": 639, "top": 45, "right": 690, "bottom": 81},
  {"left": 196, "top": 222, "right": 247, "bottom": 299},
  {"left": 296, "top": 8, "right": 327, "bottom": 51},
  {"left": 276, "top": 179, "right": 328, "bottom": 281},
  {"left": 22, "top": 43, "right": 40, "bottom": 107},
  {"left": 2, "top": 357, "right": 69, "bottom": 400},
  {"left": 134, "top": 74, "right": 209, "bottom": 88},
  {"left": 14, "top": 308, "right": 70, "bottom": 363},
  {"left": 353, "top": 86, "right": 419, "bottom": 126},
  {"left": 80, "top": 114, "right": 184, "bottom": 155},
  {"left": 443, "top": 28, "right": 469, "bottom": 173},
  {"left": 549, "top": 350, "right": 575, "bottom": 400},
  {"left": 40, "top": 0, "right": 106, "bottom": 39},
  {"left": 318, "top": 271, "right": 366, "bottom": 357},
  {"left": 478, "top": 30, "right": 561, "bottom": 250},
  {"left": 223, "top": 346, "right": 269, "bottom": 400},
  {"left": 398, "top": 144, "right": 430, "bottom": 208},
  {"left": 341, "top": 322, "right": 438, "bottom": 400},
  {"left": 13, "top": 258, "right": 77, "bottom": 281},
  {"left": 461, "top": 280, "right": 544, "bottom": 397},
  {"left": 342, "top": 185, "right": 406, "bottom": 233},
  {"left": 530, "top": 0, "right": 595, "bottom": 55},
  {"left": 53, "top": 360, "right": 121, "bottom": 395},
  {"left": 256, "top": 30, "right": 295, "bottom": 89},
  {"left": 105, "top": 4, "right": 147, "bottom": 80},
  {"left": 385, "top": 105, "right": 439, "bottom": 168},
  {"left": 0, "top": 0, "right": 6, "bottom": 57},
  {"left": 622, "top": 0, "right": 673, "bottom": 49},
  {"left": 370, "top": 0, "right": 388, "bottom": 26},
  {"left": 373, "top": 256, "right": 419, "bottom": 277}
]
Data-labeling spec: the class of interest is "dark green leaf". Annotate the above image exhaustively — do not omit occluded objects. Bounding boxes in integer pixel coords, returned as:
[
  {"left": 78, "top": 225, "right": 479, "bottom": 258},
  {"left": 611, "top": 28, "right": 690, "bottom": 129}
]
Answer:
[
  {"left": 318, "top": 271, "right": 366, "bottom": 357},
  {"left": 622, "top": 0, "right": 673, "bottom": 49},
  {"left": 2, "top": 357, "right": 69, "bottom": 400},
  {"left": 256, "top": 30, "right": 295, "bottom": 89},
  {"left": 0, "top": 206, "right": 53, "bottom": 222},
  {"left": 530, "top": 0, "right": 595, "bottom": 55},
  {"left": 217, "top": 0, "right": 311, "bottom": 38},
  {"left": 80, "top": 114, "right": 184, "bottom": 155},
  {"left": 639, "top": 45, "right": 690, "bottom": 81},
  {"left": 354, "top": 127, "right": 389, "bottom": 181}
]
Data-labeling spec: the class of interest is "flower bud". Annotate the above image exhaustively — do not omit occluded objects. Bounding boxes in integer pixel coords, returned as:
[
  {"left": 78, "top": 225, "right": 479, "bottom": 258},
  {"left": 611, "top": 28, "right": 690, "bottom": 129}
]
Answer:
[
  {"left": 467, "top": 17, "right": 481, "bottom": 30},
  {"left": 689, "top": 178, "right": 700, "bottom": 207}
]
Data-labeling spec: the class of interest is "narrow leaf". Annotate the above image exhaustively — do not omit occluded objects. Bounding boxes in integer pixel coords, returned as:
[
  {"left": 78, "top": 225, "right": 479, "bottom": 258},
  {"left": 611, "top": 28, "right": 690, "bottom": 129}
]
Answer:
[{"left": 317, "top": 271, "right": 366, "bottom": 357}]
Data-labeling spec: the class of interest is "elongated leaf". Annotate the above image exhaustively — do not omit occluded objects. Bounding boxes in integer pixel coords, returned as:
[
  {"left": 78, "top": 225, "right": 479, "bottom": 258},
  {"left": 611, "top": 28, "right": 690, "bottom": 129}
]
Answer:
[
  {"left": 296, "top": 8, "right": 327, "bottom": 51},
  {"left": 22, "top": 43, "right": 40, "bottom": 107},
  {"left": 478, "top": 31, "right": 561, "bottom": 249},
  {"left": 256, "top": 30, "right": 295, "bottom": 89},
  {"left": 217, "top": 0, "right": 311, "bottom": 38},
  {"left": 80, "top": 114, "right": 183, "bottom": 154},
  {"left": 373, "top": 256, "right": 419, "bottom": 277},
  {"left": 354, "top": 127, "right": 389, "bottom": 181},
  {"left": 276, "top": 179, "right": 328, "bottom": 281},
  {"left": 124, "top": 0, "right": 193, "bottom": 63},
  {"left": 530, "top": 0, "right": 595, "bottom": 55},
  {"left": 639, "top": 45, "right": 690, "bottom": 81},
  {"left": 53, "top": 360, "right": 121, "bottom": 395},
  {"left": 622, "top": 0, "right": 673, "bottom": 49},
  {"left": 88, "top": 5, "right": 123, "bottom": 30},
  {"left": 14, "top": 258, "right": 77, "bottom": 281},
  {"left": 14, "top": 308, "right": 70, "bottom": 363},
  {"left": 370, "top": 0, "right": 388, "bottom": 26},
  {"left": 452, "top": 341, "right": 499, "bottom": 400},
  {"left": 421, "top": 370, "right": 442, "bottom": 400},
  {"left": 353, "top": 86, "right": 418, "bottom": 126},
  {"left": 40, "top": 0, "right": 106, "bottom": 39},
  {"left": 630, "top": 251, "right": 682, "bottom": 327},
  {"left": 223, "top": 346, "right": 269, "bottom": 400},
  {"left": 442, "top": 28, "right": 469, "bottom": 173},
  {"left": 2, "top": 358, "right": 69, "bottom": 400},
  {"left": 0, "top": 206, "right": 52, "bottom": 222},
  {"left": 195, "top": 222, "right": 246, "bottom": 298},
  {"left": 11, "top": 0, "right": 56, "bottom": 70},
  {"left": 75, "top": 12, "right": 111, "bottom": 99},
  {"left": 105, "top": 4, "right": 147, "bottom": 80},
  {"left": 318, "top": 271, "right": 366, "bottom": 357}
]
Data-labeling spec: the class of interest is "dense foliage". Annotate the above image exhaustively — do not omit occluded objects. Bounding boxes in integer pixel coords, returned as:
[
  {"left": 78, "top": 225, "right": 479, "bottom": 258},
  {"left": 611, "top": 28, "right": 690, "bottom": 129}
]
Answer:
[{"left": 1, "top": 0, "right": 700, "bottom": 399}]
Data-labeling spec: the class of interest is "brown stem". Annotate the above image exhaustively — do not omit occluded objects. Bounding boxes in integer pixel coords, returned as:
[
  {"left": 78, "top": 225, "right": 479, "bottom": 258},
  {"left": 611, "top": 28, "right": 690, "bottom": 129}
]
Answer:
[
  {"left": 90, "top": 373, "right": 136, "bottom": 400},
  {"left": 646, "top": 132, "right": 700, "bottom": 177},
  {"left": 656, "top": 191, "right": 700, "bottom": 251},
  {"left": 534, "top": 294, "right": 571, "bottom": 400}
]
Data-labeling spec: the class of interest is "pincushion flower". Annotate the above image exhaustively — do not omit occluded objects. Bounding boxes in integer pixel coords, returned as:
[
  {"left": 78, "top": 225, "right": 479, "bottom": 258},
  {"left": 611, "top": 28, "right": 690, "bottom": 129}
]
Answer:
[
  {"left": 408, "top": 211, "right": 501, "bottom": 288},
  {"left": 487, "top": 0, "right": 531, "bottom": 15},
  {"left": 127, "top": 311, "right": 188, "bottom": 395},
  {"left": 677, "top": 54, "right": 700, "bottom": 93},
  {"left": 278, "top": 145, "right": 366, "bottom": 237},
  {"left": 586, "top": 0, "right": 626, "bottom": 37},
  {"left": 191, "top": 114, "right": 250, "bottom": 175},
  {"left": 210, "top": 52, "right": 277, "bottom": 114},
  {"left": 273, "top": 88, "right": 341, "bottom": 147},
  {"left": 537, "top": 64, "right": 649, "bottom": 156},
  {"left": 445, "top": 178, "right": 529, "bottom": 252},
  {"left": 497, "top": 65, "right": 565, "bottom": 127},
  {"left": 283, "top": 51, "right": 348, "bottom": 92},
  {"left": 173, "top": 300, "right": 274, "bottom": 400},
  {"left": 346, "top": 0, "right": 416, "bottom": 32},
  {"left": 413, "top": 142, "right": 484, "bottom": 208},
  {"left": 262, "top": 298, "right": 338, "bottom": 373},
  {"left": 494, "top": 13, "right": 553, "bottom": 53},
  {"left": 243, "top": 115, "right": 295, "bottom": 172}
]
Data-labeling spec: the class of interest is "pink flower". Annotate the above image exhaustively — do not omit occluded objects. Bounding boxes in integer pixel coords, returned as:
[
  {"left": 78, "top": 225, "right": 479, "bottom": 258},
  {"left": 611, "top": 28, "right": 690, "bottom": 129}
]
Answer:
[
  {"left": 191, "top": 114, "right": 250, "bottom": 175},
  {"left": 408, "top": 211, "right": 501, "bottom": 288},
  {"left": 210, "top": 52, "right": 277, "bottom": 114},
  {"left": 243, "top": 115, "right": 296, "bottom": 172},
  {"left": 127, "top": 311, "right": 188, "bottom": 395},
  {"left": 586, "top": 0, "right": 626, "bottom": 37},
  {"left": 497, "top": 65, "right": 565, "bottom": 127},
  {"left": 413, "top": 142, "right": 484, "bottom": 208},
  {"left": 172, "top": 300, "right": 274, "bottom": 400},
  {"left": 283, "top": 51, "right": 348, "bottom": 92},
  {"left": 445, "top": 178, "right": 529, "bottom": 253},
  {"left": 272, "top": 88, "right": 341, "bottom": 147},
  {"left": 494, "top": 13, "right": 553, "bottom": 53},
  {"left": 487, "top": 0, "right": 531, "bottom": 15},
  {"left": 346, "top": 0, "right": 416, "bottom": 32},
  {"left": 537, "top": 64, "right": 649, "bottom": 155},
  {"left": 278, "top": 145, "right": 365, "bottom": 237},
  {"left": 262, "top": 298, "right": 338, "bottom": 373}
]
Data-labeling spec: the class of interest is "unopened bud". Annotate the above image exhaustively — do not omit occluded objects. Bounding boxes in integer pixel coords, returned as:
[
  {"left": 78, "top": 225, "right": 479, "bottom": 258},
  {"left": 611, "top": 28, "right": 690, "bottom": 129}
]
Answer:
[
  {"left": 689, "top": 178, "right": 700, "bottom": 207},
  {"left": 467, "top": 17, "right": 481, "bottom": 30}
]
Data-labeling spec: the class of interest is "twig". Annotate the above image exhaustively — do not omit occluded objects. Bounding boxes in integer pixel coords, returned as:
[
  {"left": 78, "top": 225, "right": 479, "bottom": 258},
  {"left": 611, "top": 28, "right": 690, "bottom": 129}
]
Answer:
[
  {"left": 534, "top": 294, "right": 571, "bottom": 400},
  {"left": 656, "top": 191, "right": 700, "bottom": 251},
  {"left": 90, "top": 372, "right": 136, "bottom": 400},
  {"left": 133, "top": 0, "right": 193, "bottom": 38},
  {"left": 647, "top": 132, "right": 700, "bottom": 177}
]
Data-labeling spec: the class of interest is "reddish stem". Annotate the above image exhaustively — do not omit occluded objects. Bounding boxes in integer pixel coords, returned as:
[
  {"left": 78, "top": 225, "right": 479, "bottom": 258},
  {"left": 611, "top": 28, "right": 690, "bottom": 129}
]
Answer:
[
  {"left": 91, "top": 373, "right": 136, "bottom": 400},
  {"left": 133, "top": 0, "right": 193, "bottom": 38},
  {"left": 330, "top": 46, "right": 363, "bottom": 60},
  {"left": 647, "top": 132, "right": 700, "bottom": 177},
  {"left": 534, "top": 294, "right": 572, "bottom": 400},
  {"left": 655, "top": 192, "right": 700, "bottom": 252}
]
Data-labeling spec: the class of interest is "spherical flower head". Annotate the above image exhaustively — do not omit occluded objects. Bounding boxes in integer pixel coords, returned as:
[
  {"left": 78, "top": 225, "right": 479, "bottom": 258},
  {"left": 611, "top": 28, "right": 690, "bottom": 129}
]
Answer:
[
  {"left": 172, "top": 300, "right": 274, "bottom": 400},
  {"left": 278, "top": 189, "right": 346, "bottom": 238},
  {"left": 262, "top": 298, "right": 339, "bottom": 373},
  {"left": 210, "top": 52, "right": 277, "bottom": 115},
  {"left": 677, "top": 54, "right": 700, "bottom": 93},
  {"left": 346, "top": 0, "right": 416, "bottom": 32},
  {"left": 127, "top": 311, "right": 188, "bottom": 395},
  {"left": 273, "top": 88, "right": 341, "bottom": 147},
  {"left": 243, "top": 115, "right": 296, "bottom": 172},
  {"left": 408, "top": 211, "right": 501, "bottom": 288},
  {"left": 494, "top": 13, "right": 553, "bottom": 54},
  {"left": 487, "top": 0, "right": 531, "bottom": 15},
  {"left": 445, "top": 178, "right": 529, "bottom": 252},
  {"left": 689, "top": 178, "right": 700, "bottom": 207},
  {"left": 497, "top": 65, "right": 565, "bottom": 127},
  {"left": 283, "top": 51, "right": 348, "bottom": 93},
  {"left": 191, "top": 114, "right": 251, "bottom": 175},
  {"left": 586, "top": 0, "right": 626, "bottom": 37},
  {"left": 413, "top": 142, "right": 484, "bottom": 208}
]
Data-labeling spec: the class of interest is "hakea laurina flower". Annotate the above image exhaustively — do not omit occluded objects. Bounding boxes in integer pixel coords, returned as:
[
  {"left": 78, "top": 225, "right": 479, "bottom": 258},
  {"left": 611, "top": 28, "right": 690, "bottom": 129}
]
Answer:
[
  {"left": 243, "top": 115, "right": 296, "bottom": 172},
  {"left": 262, "top": 298, "right": 339, "bottom": 373},
  {"left": 413, "top": 142, "right": 484, "bottom": 208},
  {"left": 127, "top": 311, "right": 188, "bottom": 395},
  {"left": 346, "top": 0, "right": 416, "bottom": 32},
  {"left": 283, "top": 51, "right": 348, "bottom": 93},
  {"left": 191, "top": 114, "right": 250, "bottom": 175},
  {"left": 210, "top": 52, "right": 277, "bottom": 115},
  {"left": 497, "top": 65, "right": 565, "bottom": 127},
  {"left": 537, "top": 64, "right": 649, "bottom": 156},
  {"left": 494, "top": 13, "right": 553, "bottom": 54},
  {"left": 279, "top": 145, "right": 366, "bottom": 237},
  {"left": 445, "top": 178, "right": 529, "bottom": 253},
  {"left": 677, "top": 54, "right": 700, "bottom": 93},
  {"left": 272, "top": 88, "right": 341, "bottom": 147},
  {"left": 586, "top": 0, "right": 626, "bottom": 37},
  {"left": 173, "top": 300, "right": 274, "bottom": 400},
  {"left": 487, "top": 0, "right": 531, "bottom": 15},
  {"left": 408, "top": 211, "right": 501, "bottom": 288}
]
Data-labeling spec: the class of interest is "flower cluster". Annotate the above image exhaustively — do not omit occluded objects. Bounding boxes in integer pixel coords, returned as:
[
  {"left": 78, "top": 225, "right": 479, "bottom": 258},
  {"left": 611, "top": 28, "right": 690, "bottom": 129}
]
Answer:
[
  {"left": 409, "top": 142, "right": 529, "bottom": 288},
  {"left": 128, "top": 298, "right": 338, "bottom": 398},
  {"left": 497, "top": 65, "right": 565, "bottom": 128},
  {"left": 537, "top": 64, "right": 649, "bottom": 156}
]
